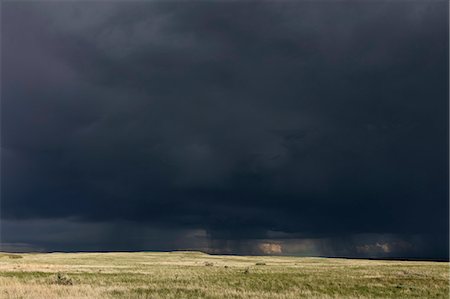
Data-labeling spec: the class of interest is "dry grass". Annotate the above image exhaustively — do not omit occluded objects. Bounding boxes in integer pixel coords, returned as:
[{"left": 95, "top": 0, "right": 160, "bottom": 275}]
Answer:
[{"left": 0, "top": 251, "right": 448, "bottom": 298}]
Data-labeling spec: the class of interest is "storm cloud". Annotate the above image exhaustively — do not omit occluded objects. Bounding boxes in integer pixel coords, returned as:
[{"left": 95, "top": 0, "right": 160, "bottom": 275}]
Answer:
[{"left": 1, "top": 1, "right": 448, "bottom": 259}]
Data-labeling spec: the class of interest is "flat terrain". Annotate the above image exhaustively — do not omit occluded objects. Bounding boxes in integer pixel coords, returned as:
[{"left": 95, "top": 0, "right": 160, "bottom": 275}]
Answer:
[{"left": 0, "top": 251, "right": 448, "bottom": 298}]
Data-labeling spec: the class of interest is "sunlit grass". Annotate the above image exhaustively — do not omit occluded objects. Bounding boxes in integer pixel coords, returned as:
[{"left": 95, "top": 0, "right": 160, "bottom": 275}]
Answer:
[{"left": 0, "top": 251, "right": 448, "bottom": 298}]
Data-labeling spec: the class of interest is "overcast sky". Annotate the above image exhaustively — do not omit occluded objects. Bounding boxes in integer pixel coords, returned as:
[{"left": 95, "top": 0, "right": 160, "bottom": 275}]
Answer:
[{"left": 1, "top": 1, "right": 448, "bottom": 259}]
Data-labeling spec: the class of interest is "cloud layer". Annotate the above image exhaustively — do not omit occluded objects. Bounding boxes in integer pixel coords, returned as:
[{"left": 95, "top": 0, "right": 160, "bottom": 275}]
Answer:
[{"left": 2, "top": 1, "right": 448, "bottom": 259}]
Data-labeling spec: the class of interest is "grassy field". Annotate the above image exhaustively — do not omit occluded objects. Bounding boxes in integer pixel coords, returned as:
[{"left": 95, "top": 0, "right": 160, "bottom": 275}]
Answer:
[{"left": 0, "top": 251, "right": 448, "bottom": 299}]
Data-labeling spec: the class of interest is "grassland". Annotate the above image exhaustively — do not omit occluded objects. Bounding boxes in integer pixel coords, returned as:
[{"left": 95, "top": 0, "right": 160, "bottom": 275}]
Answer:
[{"left": 0, "top": 251, "right": 448, "bottom": 298}]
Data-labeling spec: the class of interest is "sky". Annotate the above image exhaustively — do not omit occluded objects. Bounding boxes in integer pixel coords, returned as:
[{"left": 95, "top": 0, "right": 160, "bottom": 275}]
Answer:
[{"left": 1, "top": 1, "right": 448, "bottom": 259}]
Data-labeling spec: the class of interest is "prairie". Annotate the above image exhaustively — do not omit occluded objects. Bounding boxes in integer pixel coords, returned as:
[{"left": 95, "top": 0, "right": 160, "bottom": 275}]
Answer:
[{"left": 0, "top": 251, "right": 448, "bottom": 298}]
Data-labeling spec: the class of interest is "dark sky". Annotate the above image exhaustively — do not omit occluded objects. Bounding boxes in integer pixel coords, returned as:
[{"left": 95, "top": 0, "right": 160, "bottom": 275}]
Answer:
[{"left": 1, "top": 1, "right": 448, "bottom": 259}]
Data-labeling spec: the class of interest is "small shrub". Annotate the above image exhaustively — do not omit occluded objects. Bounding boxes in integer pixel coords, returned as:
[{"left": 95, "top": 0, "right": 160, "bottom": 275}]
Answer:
[
  {"left": 0, "top": 254, "right": 23, "bottom": 259},
  {"left": 52, "top": 273, "right": 73, "bottom": 285},
  {"left": 9, "top": 254, "right": 23, "bottom": 259}
]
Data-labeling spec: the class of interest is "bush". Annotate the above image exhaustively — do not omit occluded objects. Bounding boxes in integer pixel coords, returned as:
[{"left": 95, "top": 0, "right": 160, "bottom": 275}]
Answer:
[
  {"left": 52, "top": 273, "right": 73, "bottom": 285},
  {"left": 0, "top": 254, "right": 23, "bottom": 259}
]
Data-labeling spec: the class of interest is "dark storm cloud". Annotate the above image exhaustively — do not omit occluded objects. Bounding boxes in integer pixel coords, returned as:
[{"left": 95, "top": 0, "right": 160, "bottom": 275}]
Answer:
[{"left": 1, "top": 1, "right": 448, "bottom": 258}]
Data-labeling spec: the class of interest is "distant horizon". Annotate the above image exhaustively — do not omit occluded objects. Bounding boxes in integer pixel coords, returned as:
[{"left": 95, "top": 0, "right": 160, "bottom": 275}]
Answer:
[{"left": 1, "top": 250, "right": 448, "bottom": 263}]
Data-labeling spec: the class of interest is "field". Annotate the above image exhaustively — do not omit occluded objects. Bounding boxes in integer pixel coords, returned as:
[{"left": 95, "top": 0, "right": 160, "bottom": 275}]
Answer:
[{"left": 0, "top": 251, "right": 448, "bottom": 299}]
